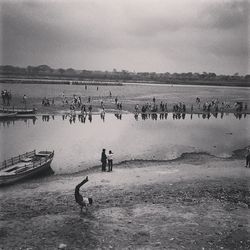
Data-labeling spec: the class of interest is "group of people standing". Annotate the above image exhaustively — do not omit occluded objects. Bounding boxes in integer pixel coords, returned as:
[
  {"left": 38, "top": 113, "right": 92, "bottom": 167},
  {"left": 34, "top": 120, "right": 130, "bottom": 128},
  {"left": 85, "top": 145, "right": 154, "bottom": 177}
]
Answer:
[
  {"left": 101, "top": 149, "right": 114, "bottom": 172},
  {"left": 1, "top": 90, "right": 12, "bottom": 106}
]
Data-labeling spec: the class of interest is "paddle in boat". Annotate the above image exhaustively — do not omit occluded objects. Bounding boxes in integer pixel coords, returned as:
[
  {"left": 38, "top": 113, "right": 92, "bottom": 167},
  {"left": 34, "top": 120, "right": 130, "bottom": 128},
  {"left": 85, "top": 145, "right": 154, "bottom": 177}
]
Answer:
[{"left": 0, "top": 150, "right": 54, "bottom": 185}]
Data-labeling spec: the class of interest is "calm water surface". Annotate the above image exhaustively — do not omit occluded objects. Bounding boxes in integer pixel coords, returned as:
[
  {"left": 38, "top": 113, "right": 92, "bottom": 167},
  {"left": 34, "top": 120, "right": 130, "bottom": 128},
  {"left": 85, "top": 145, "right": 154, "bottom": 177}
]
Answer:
[{"left": 0, "top": 113, "right": 249, "bottom": 175}]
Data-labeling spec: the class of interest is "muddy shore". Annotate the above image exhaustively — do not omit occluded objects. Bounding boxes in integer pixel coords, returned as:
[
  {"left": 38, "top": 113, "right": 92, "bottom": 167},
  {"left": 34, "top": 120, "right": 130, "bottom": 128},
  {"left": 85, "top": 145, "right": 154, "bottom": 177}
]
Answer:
[{"left": 1, "top": 152, "right": 250, "bottom": 250}]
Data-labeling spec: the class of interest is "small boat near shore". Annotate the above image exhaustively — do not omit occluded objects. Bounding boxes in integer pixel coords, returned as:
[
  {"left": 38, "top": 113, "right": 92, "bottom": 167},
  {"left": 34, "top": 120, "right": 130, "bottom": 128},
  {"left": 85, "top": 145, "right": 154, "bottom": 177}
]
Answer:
[
  {"left": 0, "top": 112, "right": 18, "bottom": 119},
  {"left": 0, "top": 107, "right": 37, "bottom": 115},
  {"left": 0, "top": 150, "right": 54, "bottom": 185},
  {"left": 0, "top": 112, "right": 37, "bottom": 121}
]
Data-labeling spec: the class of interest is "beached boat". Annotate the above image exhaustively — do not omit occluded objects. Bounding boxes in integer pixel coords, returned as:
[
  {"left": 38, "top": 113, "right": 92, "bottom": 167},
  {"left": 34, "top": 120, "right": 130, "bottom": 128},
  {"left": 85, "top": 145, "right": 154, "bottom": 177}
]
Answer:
[
  {"left": 0, "top": 112, "right": 17, "bottom": 119},
  {"left": 0, "top": 150, "right": 54, "bottom": 185},
  {"left": 0, "top": 107, "right": 36, "bottom": 114}
]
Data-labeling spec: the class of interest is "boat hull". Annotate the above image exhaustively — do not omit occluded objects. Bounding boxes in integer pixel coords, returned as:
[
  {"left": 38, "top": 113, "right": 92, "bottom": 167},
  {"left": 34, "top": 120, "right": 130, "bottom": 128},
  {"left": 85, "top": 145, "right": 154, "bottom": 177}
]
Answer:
[
  {"left": 0, "top": 151, "right": 54, "bottom": 186},
  {"left": 0, "top": 108, "right": 36, "bottom": 115},
  {"left": 0, "top": 113, "right": 18, "bottom": 119}
]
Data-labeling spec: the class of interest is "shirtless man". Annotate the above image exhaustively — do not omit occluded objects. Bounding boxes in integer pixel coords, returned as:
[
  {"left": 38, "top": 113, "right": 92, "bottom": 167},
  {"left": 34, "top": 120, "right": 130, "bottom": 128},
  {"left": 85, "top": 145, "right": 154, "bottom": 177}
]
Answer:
[{"left": 75, "top": 176, "right": 93, "bottom": 213}]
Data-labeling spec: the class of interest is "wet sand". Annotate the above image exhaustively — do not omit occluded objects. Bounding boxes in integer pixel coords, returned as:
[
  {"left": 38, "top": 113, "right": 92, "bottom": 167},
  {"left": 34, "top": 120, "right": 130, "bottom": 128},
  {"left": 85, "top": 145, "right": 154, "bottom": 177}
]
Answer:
[{"left": 1, "top": 152, "right": 250, "bottom": 249}]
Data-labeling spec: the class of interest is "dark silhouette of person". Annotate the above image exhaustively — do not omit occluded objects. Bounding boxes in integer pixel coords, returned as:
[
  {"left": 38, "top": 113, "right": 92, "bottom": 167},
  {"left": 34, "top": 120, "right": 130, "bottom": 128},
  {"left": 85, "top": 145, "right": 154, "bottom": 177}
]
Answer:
[
  {"left": 75, "top": 176, "right": 93, "bottom": 213},
  {"left": 246, "top": 151, "right": 250, "bottom": 168},
  {"left": 101, "top": 149, "right": 107, "bottom": 171}
]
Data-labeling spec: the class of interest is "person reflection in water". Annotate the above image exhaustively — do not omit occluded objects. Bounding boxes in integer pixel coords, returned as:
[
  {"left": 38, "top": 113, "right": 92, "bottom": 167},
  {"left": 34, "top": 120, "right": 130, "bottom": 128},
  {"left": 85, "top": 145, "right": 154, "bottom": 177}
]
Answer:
[
  {"left": 101, "top": 110, "right": 105, "bottom": 122},
  {"left": 101, "top": 149, "right": 107, "bottom": 171},
  {"left": 88, "top": 113, "right": 92, "bottom": 122}
]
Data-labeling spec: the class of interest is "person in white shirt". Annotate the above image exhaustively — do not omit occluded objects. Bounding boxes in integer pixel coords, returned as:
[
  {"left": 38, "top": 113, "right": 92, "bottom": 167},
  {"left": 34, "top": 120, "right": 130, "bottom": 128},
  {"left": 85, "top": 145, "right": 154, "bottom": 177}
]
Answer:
[{"left": 107, "top": 150, "right": 114, "bottom": 172}]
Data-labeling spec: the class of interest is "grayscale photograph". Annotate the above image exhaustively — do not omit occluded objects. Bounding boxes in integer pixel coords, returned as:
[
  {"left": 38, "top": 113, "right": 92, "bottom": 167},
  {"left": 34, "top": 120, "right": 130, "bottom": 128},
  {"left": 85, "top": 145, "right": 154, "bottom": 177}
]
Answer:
[{"left": 0, "top": 0, "right": 249, "bottom": 249}]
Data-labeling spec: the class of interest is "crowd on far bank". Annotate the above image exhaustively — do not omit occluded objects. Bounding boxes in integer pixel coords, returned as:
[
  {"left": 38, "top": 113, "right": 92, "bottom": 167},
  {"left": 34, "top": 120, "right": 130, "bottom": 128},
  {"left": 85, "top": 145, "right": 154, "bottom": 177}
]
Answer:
[
  {"left": 53, "top": 92, "right": 249, "bottom": 117},
  {"left": 1, "top": 87, "right": 249, "bottom": 116},
  {"left": 136, "top": 96, "right": 248, "bottom": 115}
]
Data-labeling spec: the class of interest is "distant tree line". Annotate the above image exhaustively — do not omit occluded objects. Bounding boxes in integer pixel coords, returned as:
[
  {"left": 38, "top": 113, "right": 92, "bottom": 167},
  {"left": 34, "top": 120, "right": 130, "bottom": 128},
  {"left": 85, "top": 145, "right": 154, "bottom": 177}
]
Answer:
[{"left": 0, "top": 65, "right": 249, "bottom": 85}]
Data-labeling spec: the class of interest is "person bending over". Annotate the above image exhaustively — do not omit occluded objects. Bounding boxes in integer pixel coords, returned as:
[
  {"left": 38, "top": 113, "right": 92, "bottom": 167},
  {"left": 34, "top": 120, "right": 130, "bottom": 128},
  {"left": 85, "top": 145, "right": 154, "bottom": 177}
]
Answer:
[{"left": 75, "top": 176, "right": 93, "bottom": 213}]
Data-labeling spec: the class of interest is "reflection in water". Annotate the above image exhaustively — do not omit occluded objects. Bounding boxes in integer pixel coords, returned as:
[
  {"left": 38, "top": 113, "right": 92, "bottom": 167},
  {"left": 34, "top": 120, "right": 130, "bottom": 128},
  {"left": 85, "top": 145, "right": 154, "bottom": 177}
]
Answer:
[
  {"left": 42, "top": 115, "right": 50, "bottom": 122},
  {"left": 138, "top": 112, "right": 248, "bottom": 122},
  {"left": 159, "top": 113, "right": 168, "bottom": 120},
  {"left": 41, "top": 111, "right": 250, "bottom": 126},
  {"left": 0, "top": 112, "right": 248, "bottom": 128},
  {"left": 172, "top": 113, "right": 186, "bottom": 120},
  {"left": 0, "top": 117, "right": 37, "bottom": 127},
  {"left": 78, "top": 114, "right": 86, "bottom": 123},
  {"left": 115, "top": 112, "right": 122, "bottom": 120},
  {"left": 100, "top": 111, "right": 105, "bottom": 122},
  {"left": 88, "top": 113, "right": 92, "bottom": 123},
  {"left": 234, "top": 113, "right": 247, "bottom": 120}
]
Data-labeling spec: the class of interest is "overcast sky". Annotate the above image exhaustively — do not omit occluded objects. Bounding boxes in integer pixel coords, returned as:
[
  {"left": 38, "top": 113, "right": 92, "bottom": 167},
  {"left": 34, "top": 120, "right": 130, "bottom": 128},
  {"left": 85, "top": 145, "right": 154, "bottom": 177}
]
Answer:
[{"left": 0, "top": 0, "right": 249, "bottom": 74}]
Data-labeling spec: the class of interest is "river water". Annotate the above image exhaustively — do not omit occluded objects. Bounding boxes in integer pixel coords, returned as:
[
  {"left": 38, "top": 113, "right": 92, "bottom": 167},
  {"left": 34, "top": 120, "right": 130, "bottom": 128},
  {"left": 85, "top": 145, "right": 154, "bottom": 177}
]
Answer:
[{"left": 0, "top": 113, "right": 249, "bottom": 175}]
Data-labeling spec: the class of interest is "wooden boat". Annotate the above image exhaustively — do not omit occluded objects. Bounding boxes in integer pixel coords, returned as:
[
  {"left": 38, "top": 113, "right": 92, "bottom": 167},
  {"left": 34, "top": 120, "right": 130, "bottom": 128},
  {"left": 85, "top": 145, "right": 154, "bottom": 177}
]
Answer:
[
  {"left": 0, "top": 112, "right": 17, "bottom": 119},
  {"left": 0, "top": 107, "right": 37, "bottom": 114},
  {"left": 0, "top": 150, "right": 54, "bottom": 185}
]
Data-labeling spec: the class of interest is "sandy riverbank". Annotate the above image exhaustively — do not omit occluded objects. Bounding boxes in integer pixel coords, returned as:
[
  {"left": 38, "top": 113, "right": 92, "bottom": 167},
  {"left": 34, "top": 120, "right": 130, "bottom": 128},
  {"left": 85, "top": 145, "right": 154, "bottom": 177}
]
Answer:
[
  {"left": 1, "top": 86, "right": 250, "bottom": 116},
  {"left": 1, "top": 152, "right": 250, "bottom": 249}
]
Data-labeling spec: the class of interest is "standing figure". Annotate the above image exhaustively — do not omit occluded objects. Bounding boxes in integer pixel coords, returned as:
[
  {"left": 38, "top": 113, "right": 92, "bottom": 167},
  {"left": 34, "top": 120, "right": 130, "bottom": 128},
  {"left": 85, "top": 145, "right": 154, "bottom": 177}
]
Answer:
[
  {"left": 101, "top": 149, "right": 107, "bottom": 171},
  {"left": 107, "top": 150, "right": 114, "bottom": 172},
  {"left": 7, "top": 91, "right": 11, "bottom": 106},
  {"left": 246, "top": 149, "right": 250, "bottom": 168},
  {"left": 23, "top": 95, "right": 27, "bottom": 108},
  {"left": 1, "top": 90, "right": 6, "bottom": 105},
  {"left": 75, "top": 176, "right": 93, "bottom": 213}
]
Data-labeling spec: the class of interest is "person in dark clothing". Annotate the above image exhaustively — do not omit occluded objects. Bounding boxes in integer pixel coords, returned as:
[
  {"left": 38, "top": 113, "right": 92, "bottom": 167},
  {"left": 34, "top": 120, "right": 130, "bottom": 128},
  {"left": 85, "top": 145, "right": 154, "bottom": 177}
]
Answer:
[
  {"left": 245, "top": 151, "right": 250, "bottom": 168},
  {"left": 101, "top": 149, "right": 107, "bottom": 171},
  {"left": 75, "top": 176, "right": 93, "bottom": 213}
]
